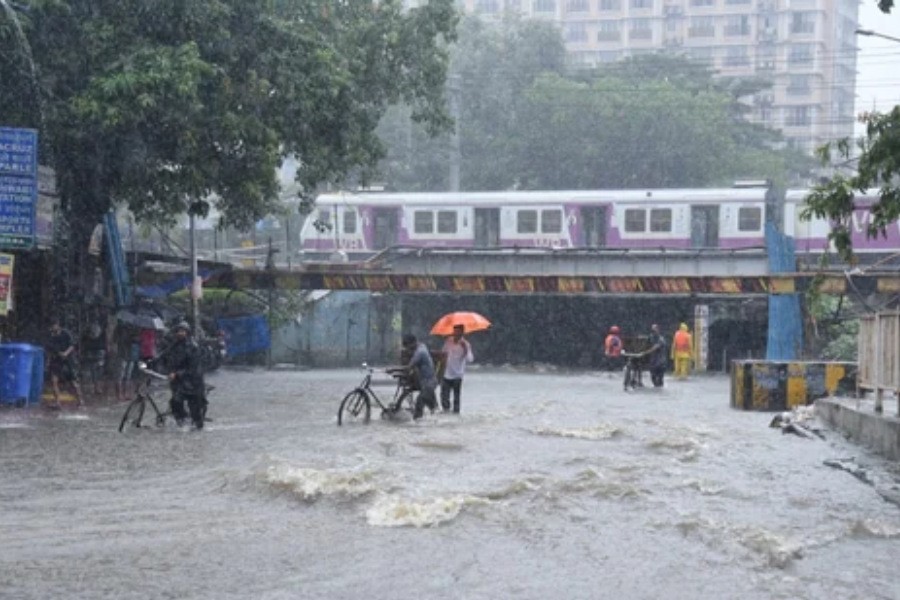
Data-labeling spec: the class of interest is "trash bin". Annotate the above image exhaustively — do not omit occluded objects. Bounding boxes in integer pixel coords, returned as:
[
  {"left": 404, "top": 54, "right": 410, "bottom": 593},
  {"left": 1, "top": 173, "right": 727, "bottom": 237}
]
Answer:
[{"left": 0, "top": 344, "right": 44, "bottom": 407}]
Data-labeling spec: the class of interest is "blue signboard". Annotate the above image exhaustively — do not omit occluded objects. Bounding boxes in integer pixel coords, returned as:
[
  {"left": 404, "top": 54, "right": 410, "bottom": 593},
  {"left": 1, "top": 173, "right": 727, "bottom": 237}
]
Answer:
[{"left": 0, "top": 127, "right": 38, "bottom": 249}]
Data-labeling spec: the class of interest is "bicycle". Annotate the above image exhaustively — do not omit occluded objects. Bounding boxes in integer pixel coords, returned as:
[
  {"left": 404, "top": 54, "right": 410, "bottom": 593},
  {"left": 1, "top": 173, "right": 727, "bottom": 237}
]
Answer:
[
  {"left": 118, "top": 362, "right": 172, "bottom": 431},
  {"left": 118, "top": 363, "right": 215, "bottom": 431},
  {"left": 337, "top": 363, "right": 418, "bottom": 426},
  {"left": 622, "top": 352, "right": 646, "bottom": 392}
]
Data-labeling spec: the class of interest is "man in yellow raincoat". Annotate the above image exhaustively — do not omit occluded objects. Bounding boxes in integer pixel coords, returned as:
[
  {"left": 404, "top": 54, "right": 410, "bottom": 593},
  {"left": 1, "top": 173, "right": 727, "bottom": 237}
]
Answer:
[{"left": 671, "top": 323, "right": 693, "bottom": 380}]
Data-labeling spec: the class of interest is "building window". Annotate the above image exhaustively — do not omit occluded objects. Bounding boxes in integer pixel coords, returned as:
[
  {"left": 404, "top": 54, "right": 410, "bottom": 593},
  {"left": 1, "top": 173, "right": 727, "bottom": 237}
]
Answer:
[
  {"left": 630, "top": 18, "right": 652, "bottom": 40},
  {"left": 650, "top": 209, "right": 672, "bottom": 232},
  {"left": 518, "top": 210, "right": 538, "bottom": 234},
  {"left": 475, "top": 0, "right": 500, "bottom": 12},
  {"left": 725, "top": 0, "right": 750, "bottom": 4},
  {"left": 690, "top": 0, "right": 714, "bottom": 6},
  {"left": 689, "top": 17, "right": 715, "bottom": 37},
  {"left": 630, "top": 0, "right": 653, "bottom": 8},
  {"left": 597, "top": 20, "right": 621, "bottom": 41},
  {"left": 738, "top": 207, "right": 762, "bottom": 231},
  {"left": 533, "top": 0, "right": 556, "bottom": 11},
  {"left": 724, "top": 15, "right": 750, "bottom": 36},
  {"left": 541, "top": 209, "right": 563, "bottom": 233},
  {"left": 688, "top": 47, "right": 715, "bottom": 66},
  {"left": 414, "top": 211, "right": 434, "bottom": 234},
  {"left": 786, "top": 106, "right": 812, "bottom": 126},
  {"left": 343, "top": 210, "right": 357, "bottom": 234},
  {"left": 566, "top": 22, "right": 588, "bottom": 42},
  {"left": 787, "top": 75, "right": 811, "bottom": 96},
  {"left": 599, "top": 0, "right": 621, "bottom": 9},
  {"left": 566, "top": 0, "right": 589, "bottom": 10},
  {"left": 788, "top": 44, "right": 814, "bottom": 66},
  {"left": 790, "top": 11, "right": 815, "bottom": 35},
  {"left": 724, "top": 46, "right": 750, "bottom": 67},
  {"left": 624, "top": 209, "right": 646, "bottom": 233}
]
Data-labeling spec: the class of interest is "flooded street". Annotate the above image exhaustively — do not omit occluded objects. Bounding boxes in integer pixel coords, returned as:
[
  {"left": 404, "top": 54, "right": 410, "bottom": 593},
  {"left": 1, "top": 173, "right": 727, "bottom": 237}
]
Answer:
[{"left": 2, "top": 368, "right": 899, "bottom": 600}]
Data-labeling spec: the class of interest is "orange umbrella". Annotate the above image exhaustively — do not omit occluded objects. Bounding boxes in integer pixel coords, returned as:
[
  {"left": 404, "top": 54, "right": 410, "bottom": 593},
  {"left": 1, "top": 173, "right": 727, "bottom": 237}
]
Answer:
[{"left": 430, "top": 311, "right": 491, "bottom": 336}]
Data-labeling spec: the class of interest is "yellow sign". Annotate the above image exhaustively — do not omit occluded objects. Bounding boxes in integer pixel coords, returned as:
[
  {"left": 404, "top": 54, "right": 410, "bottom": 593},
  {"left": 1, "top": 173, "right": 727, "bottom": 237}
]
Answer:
[{"left": 0, "top": 253, "right": 13, "bottom": 316}]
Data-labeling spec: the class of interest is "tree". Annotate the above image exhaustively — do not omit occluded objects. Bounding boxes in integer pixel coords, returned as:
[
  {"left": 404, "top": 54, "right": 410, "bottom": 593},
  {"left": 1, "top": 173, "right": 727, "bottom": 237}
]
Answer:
[
  {"left": 803, "top": 108, "right": 900, "bottom": 262},
  {"left": 375, "top": 19, "right": 811, "bottom": 192},
  {"left": 2, "top": 0, "right": 458, "bottom": 230}
]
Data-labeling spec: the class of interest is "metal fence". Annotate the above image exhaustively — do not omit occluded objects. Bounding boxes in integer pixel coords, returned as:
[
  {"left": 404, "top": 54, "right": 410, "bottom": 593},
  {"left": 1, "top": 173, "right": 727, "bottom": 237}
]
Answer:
[{"left": 858, "top": 311, "right": 900, "bottom": 415}]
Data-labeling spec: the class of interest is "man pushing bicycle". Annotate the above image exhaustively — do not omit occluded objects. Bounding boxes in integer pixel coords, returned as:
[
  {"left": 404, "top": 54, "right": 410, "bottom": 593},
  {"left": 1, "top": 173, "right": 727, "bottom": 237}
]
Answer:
[
  {"left": 162, "top": 322, "right": 207, "bottom": 430},
  {"left": 388, "top": 334, "right": 438, "bottom": 420}
]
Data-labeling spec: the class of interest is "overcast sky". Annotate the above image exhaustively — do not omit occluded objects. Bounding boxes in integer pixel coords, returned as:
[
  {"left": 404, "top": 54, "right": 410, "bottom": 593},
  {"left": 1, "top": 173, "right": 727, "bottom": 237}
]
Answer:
[{"left": 854, "top": 3, "right": 900, "bottom": 132}]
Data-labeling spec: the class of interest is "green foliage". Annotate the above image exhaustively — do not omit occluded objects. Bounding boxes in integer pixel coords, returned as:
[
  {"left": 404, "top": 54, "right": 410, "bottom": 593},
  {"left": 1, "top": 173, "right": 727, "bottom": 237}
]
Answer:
[
  {"left": 2, "top": 0, "right": 457, "bottom": 229},
  {"left": 803, "top": 107, "right": 900, "bottom": 262},
  {"left": 376, "top": 17, "right": 812, "bottom": 192},
  {"left": 806, "top": 294, "right": 859, "bottom": 361}
]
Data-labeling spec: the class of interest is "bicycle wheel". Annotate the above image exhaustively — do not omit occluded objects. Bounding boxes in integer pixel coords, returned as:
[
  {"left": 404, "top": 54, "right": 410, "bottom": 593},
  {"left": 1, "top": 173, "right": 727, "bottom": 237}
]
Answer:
[
  {"left": 338, "top": 389, "right": 371, "bottom": 426},
  {"left": 118, "top": 398, "right": 146, "bottom": 432}
]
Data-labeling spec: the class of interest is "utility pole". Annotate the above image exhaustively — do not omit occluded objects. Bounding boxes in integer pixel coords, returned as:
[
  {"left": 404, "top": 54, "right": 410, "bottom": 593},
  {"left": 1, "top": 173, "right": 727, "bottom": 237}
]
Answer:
[
  {"left": 448, "top": 73, "right": 461, "bottom": 192},
  {"left": 189, "top": 211, "right": 199, "bottom": 334}
]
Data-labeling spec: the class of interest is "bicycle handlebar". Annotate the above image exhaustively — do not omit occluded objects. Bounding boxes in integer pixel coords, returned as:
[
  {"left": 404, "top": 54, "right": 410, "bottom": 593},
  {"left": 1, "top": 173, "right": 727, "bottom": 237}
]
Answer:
[{"left": 136, "top": 362, "right": 169, "bottom": 381}]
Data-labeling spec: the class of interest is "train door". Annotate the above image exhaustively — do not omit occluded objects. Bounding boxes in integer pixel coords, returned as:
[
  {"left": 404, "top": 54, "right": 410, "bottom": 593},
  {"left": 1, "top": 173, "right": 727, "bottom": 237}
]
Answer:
[
  {"left": 373, "top": 208, "right": 398, "bottom": 250},
  {"left": 581, "top": 206, "right": 607, "bottom": 247},
  {"left": 474, "top": 208, "right": 500, "bottom": 247},
  {"left": 690, "top": 205, "right": 719, "bottom": 248}
]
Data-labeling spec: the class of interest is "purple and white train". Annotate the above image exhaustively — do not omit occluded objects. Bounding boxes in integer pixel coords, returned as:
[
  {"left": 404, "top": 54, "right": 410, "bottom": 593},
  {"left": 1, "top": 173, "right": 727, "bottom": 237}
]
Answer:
[{"left": 300, "top": 187, "right": 892, "bottom": 260}]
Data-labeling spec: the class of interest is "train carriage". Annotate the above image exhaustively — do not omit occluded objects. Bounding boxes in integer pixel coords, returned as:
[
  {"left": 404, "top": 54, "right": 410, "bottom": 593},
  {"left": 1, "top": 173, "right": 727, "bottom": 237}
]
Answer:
[{"left": 301, "top": 187, "right": 773, "bottom": 259}]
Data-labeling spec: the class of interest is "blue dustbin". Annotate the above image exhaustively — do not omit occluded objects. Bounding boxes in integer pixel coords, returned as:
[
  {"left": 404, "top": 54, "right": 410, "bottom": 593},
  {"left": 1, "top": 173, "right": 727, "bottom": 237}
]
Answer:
[{"left": 0, "top": 344, "right": 44, "bottom": 407}]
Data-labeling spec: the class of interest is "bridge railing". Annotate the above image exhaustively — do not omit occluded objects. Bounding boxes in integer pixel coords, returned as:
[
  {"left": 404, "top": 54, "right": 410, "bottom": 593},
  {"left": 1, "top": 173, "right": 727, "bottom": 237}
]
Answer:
[{"left": 858, "top": 310, "right": 900, "bottom": 415}]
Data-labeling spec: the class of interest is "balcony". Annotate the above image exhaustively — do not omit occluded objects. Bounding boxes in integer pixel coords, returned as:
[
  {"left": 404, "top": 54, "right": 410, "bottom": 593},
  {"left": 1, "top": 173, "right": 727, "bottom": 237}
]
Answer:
[
  {"left": 688, "top": 26, "right": 715, "bottom": 37},
  {"left": 596, "top": 31, "right": 622, "bottom": 42}
]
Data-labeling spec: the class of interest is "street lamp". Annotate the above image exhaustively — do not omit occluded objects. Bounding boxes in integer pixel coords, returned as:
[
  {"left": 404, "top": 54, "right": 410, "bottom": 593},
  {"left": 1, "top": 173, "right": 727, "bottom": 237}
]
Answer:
[{"left": 855, "top": 28, "right": 900, "bottom": 44}]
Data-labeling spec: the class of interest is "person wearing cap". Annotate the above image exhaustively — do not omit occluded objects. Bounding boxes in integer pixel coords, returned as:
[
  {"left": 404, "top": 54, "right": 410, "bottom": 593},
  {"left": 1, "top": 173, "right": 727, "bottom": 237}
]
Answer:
[
  {"left": 642, "top": 323, "right": 668, "bottom": 388},
  {"left": 391, "top": 333, "right": 438, "bottom": 419},
  {"left": 671, "top": 323, "right": 693, "bottom": 380},
  {"left": 440, "top": 324, "right": 474, "bottom": 414},
  {"left": 603, "top": 325, "right": 624, "bottom": 375},
  {"left": 163, "top": 321, "right": 206, "bottom": 429}
]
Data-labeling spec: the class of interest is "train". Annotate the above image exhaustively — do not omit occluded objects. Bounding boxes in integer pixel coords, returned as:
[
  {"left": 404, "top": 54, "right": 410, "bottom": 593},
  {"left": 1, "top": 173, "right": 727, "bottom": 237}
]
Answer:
[{"left": 299, "top": 186, "right": 895, "bottom": 262}]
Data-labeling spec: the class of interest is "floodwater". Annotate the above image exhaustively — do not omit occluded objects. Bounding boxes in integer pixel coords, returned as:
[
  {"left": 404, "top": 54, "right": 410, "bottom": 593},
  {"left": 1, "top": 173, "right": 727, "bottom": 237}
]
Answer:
[{"left": 1, "top": 368, "right": 899, "bottom": 600}]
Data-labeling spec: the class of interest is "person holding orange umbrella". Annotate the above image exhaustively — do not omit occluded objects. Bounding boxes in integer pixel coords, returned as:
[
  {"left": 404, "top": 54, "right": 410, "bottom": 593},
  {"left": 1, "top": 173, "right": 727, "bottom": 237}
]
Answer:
[{"left": 440, "top": 324, "right": 474, "bottom": 414}]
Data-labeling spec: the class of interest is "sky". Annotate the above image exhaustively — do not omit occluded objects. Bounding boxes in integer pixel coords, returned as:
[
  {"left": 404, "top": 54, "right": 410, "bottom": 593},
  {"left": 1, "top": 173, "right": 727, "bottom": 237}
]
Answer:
[{"left": 854, "top": 2, "right": 900, "bottom": 131}]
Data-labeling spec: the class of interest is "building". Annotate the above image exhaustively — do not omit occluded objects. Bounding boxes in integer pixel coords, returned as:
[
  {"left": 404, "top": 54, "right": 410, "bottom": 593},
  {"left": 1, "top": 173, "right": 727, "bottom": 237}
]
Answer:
[{"left": 457, "top": 0, "right": 859, "bottom": 154}]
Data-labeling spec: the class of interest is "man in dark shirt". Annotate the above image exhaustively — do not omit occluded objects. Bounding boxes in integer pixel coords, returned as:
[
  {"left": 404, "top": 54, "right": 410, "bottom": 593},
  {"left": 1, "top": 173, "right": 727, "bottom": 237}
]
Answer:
[
  {"left": 392, "top": 333, "right": 438, "bottom": 420},
  {"left": 48, "top": 319, "right": 84, "bottom": 408},
  {"left": 644, "top": 323, "right": 668, "bottom": 388},
  {"left": 163, "top": 322, "right": 206, "bottom": 429}
]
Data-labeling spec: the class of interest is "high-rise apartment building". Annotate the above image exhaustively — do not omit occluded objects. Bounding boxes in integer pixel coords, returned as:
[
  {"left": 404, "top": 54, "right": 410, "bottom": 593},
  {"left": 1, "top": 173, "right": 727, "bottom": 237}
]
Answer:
[{"left": 457, "top": 0, "right": 859, "bottom": 153}]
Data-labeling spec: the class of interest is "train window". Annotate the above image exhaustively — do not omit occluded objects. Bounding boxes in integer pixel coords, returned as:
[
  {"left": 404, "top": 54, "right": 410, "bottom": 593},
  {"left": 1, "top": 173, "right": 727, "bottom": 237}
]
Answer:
[
  {"left": 518, "top": 210, "right": 538, "bottom": 233},
  {"left": 541, "top": 209, "right": 562, "bottom": 233},
  {"left": 738, "top": 207, "right": 762, "bottom": 231},
  {"left": 437, "top": 211, "right": 458, "bottom": 233},
  {"left": 649, "top": 208, "right": 672, "bottom": 232},
  {"left": 624, "top": 208, "right": 646, "bottom": 232},
  {"left": 414, "top": 210, "right": 434, "bottom": 234},
  {"left": 343, "top": 210, "right": 357, "bottom": 234},
  {"left": 317, "top": 209, "right": 331, "bottom": 224}
]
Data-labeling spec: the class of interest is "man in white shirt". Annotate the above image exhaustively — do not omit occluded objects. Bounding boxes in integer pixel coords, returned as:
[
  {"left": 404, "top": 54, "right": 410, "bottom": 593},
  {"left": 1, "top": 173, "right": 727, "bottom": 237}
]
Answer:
[{"left": 440, "top": 324, "right": 474, "bottom": 414}]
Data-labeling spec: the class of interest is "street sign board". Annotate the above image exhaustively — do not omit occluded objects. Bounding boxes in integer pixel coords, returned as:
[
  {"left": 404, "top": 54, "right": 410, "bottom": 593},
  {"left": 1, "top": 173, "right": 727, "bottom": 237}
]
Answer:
[{"left": 0, "top": 127, "right": 38, "bottom": 249}]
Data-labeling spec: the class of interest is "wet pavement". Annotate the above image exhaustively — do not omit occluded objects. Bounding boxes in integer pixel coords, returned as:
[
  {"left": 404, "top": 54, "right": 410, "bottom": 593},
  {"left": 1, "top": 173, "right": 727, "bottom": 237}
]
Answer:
[{"left": 1, "top": 367, "right": 899, "bottom": 600}]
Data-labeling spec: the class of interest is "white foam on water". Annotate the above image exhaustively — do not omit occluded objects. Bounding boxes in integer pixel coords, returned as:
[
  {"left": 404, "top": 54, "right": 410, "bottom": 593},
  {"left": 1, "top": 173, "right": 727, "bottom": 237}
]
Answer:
[
  {"left": 260, "top": 462, "right": 381, "bottom": 502},
  {"left": 674, "top": 516, "right": 805, "bottom": 570},
  {"left": 481, "top": 477, "right": 544, "bottom": 501},
  {"left": 365, "top": 493, "right": 490, "bottom": 528},
  {"left": 556, "top": 468, "right": 646, "bottom": 499},
  {"left": 0, "top": 422, "right": 32, "bottom": 429},
  {"left": 411, "top": 440, "right": 466, "bottom": 451},
  {"left": 57, "top": 413, "right": 90, "bottom": 421},
  {"left": 848, "top": 518, "right": 900, "bottom": 539},
  {"left": 530, "top": 423, "right": 623, "bottom": 441},
  {"left": 680, "top": 478, "right": 725, "bottom": 496}
]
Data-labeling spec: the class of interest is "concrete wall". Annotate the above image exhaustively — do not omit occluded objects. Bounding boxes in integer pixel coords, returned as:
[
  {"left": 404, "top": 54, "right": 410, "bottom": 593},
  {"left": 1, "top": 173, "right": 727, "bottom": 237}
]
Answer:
[
  {"left": 816, "top": 398, "right": 900, "bottom": 461},
  {"left": 731, "top": 360, "right": 856, "bottom": 411}
]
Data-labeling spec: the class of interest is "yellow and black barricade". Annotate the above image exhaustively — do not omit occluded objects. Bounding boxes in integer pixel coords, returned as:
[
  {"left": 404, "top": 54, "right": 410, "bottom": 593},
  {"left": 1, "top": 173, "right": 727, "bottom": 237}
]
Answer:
[{"left": 731, "top": 360, "right": 856, "bottom": 411}]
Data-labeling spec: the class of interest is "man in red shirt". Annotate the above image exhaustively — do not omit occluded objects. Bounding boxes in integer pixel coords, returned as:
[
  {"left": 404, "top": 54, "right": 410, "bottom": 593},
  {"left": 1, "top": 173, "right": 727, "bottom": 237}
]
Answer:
[{"left": 603, "top": 325, "right": 624, "bottom": 374}]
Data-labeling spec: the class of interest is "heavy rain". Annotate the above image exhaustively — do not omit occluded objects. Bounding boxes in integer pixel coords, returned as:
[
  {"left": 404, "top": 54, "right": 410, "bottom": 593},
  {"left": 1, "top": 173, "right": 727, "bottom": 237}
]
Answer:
[{"left": 2, "top": 1, "right": 900, "bottom": 599}]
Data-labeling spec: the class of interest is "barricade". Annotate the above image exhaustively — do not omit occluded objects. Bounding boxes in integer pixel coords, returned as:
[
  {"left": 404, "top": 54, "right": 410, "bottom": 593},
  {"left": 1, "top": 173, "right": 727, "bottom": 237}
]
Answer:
[{"left": 730, "top": 360, "right": 856, "bottom": 411}]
